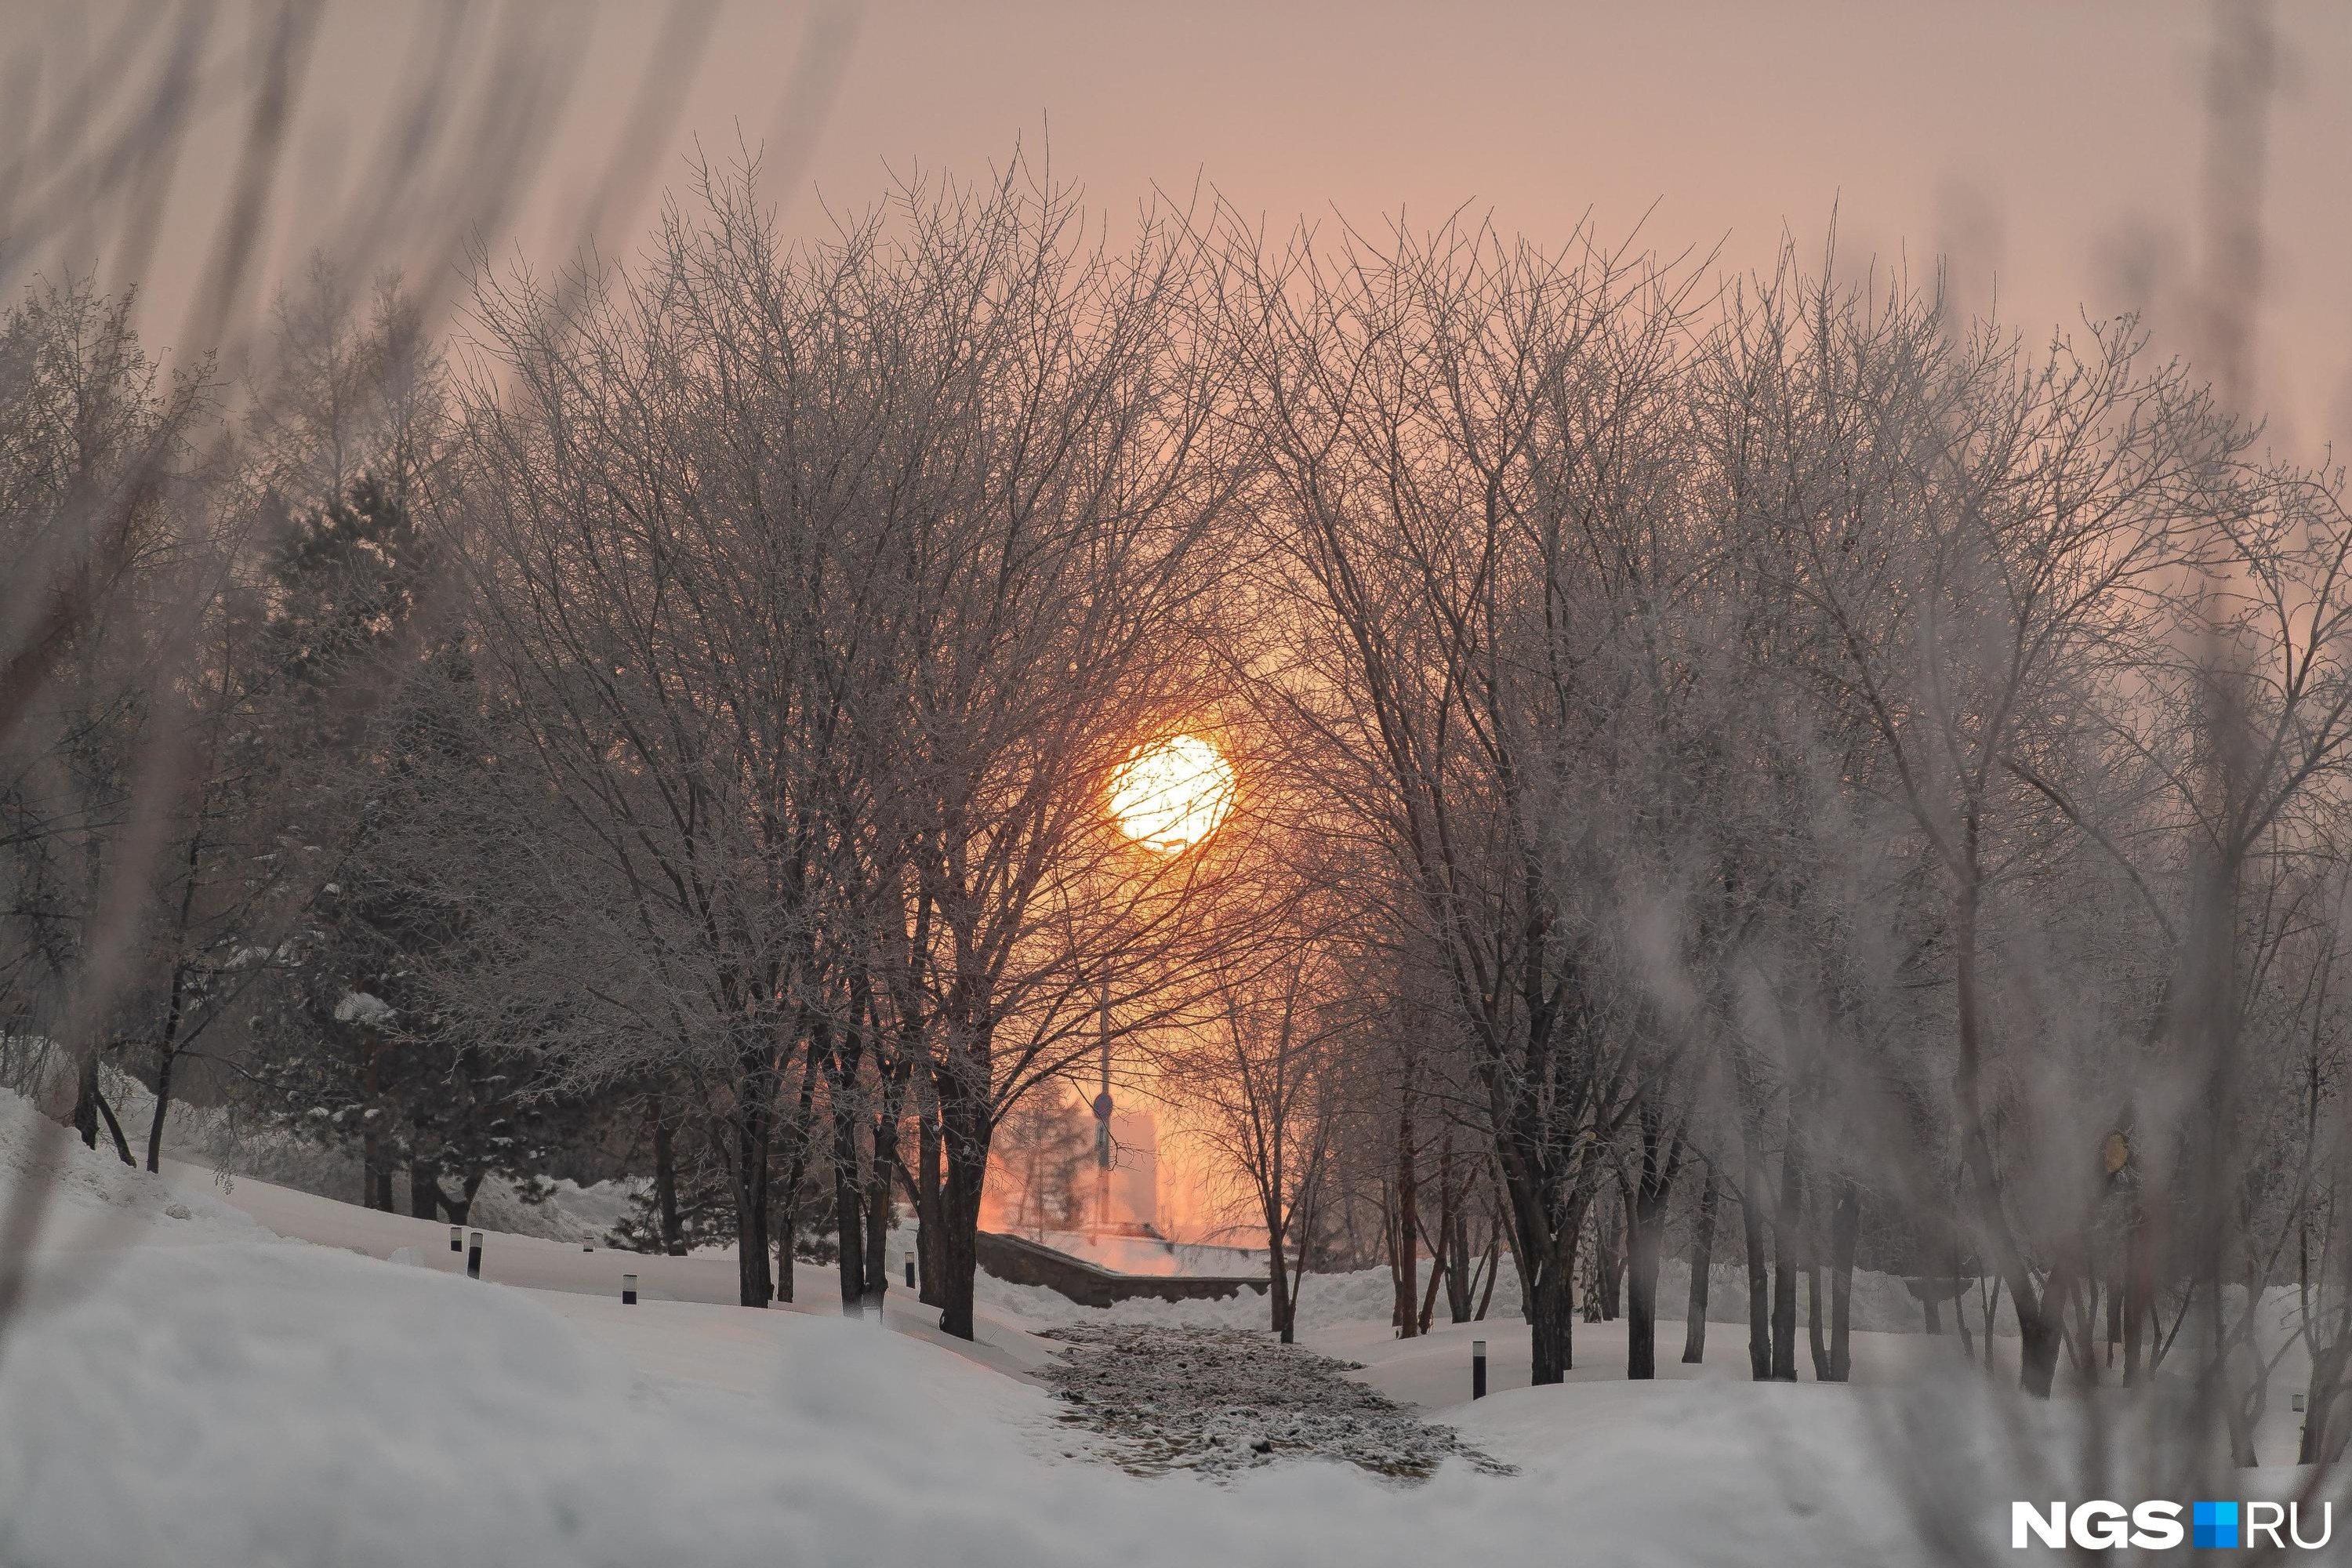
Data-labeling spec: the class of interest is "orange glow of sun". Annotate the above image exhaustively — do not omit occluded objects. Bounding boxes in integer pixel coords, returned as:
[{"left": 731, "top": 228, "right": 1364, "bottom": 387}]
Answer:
[{"left": 1108, "top": 735, "right": 1236, "bottom": 854}]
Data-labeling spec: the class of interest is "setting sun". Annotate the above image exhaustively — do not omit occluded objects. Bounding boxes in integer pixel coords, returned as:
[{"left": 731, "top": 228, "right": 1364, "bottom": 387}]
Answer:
[{"left": 1107, "top": 735, "right": 1236, "bottom": 854}]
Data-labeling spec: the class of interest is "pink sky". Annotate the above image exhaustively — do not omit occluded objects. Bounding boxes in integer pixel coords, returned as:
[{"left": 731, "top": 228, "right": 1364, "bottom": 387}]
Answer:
[{"left": 24, "top": 2, "right": 2350, "bottom": 452}]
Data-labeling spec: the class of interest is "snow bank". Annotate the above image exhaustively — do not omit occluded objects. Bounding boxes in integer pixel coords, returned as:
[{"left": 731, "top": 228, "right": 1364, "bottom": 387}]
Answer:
[
  {"left": 0, "top": 1084, "right": 2060, "bottom": 1566},
  {"left": 0, "top": 1088, "right": 260, "bottom": 1243},
  {"left": 89, "top": 1068, "right": 644, "bottom": 1249},
  {"left": 0, "top": 1230, "right": 1938, "bottom": 1567}
]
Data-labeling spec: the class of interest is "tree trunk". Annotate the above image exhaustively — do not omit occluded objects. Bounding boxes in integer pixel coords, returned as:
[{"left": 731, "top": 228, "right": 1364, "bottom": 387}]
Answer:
[
  {"left": 828, "top": 1081, "right": 866, "bottom": 1316},
  {"left": 1597, "top": 1203, "right": 1623, "bottom": 1320},
  {"left": 917, "top": 1096, "right": 946, "bottom": 1308},
  {"left": 1265, "top": 1188, "right": 1297, "bottom": 1342},
  {"left": 1526, "top": 1240, "right": 1575, "bottom": 1384},
  {"left": 1743, "top": 1159, "right": 1771, "bottom": 1381},
  {"left": 1828, "top": 1178, "right": 1858, "bottom": 1381},
  {"left": 1627, "top": 1184, "right": 1663, "bottom": 1379},
  {"left": 1772, "top": 1142, "right": 1802, "bottom": 1381},
  {"left": 865, "top": 1061, "right": 908, "bottom": 1315},
  {"left": 1625, "top": 1106, "right": 1680, "bottom": 1380},
  {"left": 1952, "top": 876, "right": 2061, "bottom": 1397},
  {"left": 97, "top": 1092, "right": 133, "bottom": 1166},
  {"left": 1417, "top": 1237, "right": 1447, "bottom": 1336},
  {"left": 144, "top": 1047, "right": 176, "bottom": 1173},
  {"left": 71, "top": 1055, "right": 100, "bottom": 1150},
  {"left": 1446, "top": 1193, "right": 1474, "bottom": 1324},
  {"left": 774, "top": 1044, "right": 822, "bottom": 1299},
  {"left": 360, "top": 1029, "right": 387, "bottom": 1210},
  {"left": 731, "top": 1051, "right": 777, "bottom": 1308},
  {"left": 1806, "top": 1261, "right": 1829, "bottom": 1380},
  {"left": 408, "top": 1153, "right": 441, "bottom": 1218},
  {"left": 651, "top": 1104, "right": 685, "bottom": 1256},
  {"left": 937, "top": 1123, "right": 988, "bottom": 1341},
  {"left": 1684, "top": 1166, "right": 1719, "bottom": 1363},
  {"left": 774, "top": 1165, "right": 799, "bottom": 1304},
  {"left": 932, "top": 1044, "right": 995, "bottom": 1341},
  {"left": 1499, "top": 1144, "right": 1580, "bottom": 1381},
  {"left": 1392, "top": 1099, "right": 1418, "bottom": 1338}
]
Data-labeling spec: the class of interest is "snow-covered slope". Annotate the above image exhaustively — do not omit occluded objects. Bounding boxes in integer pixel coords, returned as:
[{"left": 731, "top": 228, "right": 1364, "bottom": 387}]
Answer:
[
  {"left": 0, "top": 1226, "right": 1938, "bottom": 1568},
  {"left": 0, "top": 1088, "right": 263, "bottom": 1248},
  {"left": 0, "top": 1088, "right": 2220, "bottom": 1567}
]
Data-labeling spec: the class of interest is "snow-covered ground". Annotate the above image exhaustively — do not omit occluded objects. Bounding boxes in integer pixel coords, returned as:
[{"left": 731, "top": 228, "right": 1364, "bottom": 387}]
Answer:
[
  {"left": 86, "top": 1065, "right": 647, "bottom": 1248},
  {"left": 0, "top": 1087, "right": 2321, "bottom": 1566}
]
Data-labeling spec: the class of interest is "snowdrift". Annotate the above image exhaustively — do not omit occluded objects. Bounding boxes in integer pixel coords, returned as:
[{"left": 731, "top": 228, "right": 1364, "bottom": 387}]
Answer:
[{"left": 0, "top": 1086, "right": 1987, "bottom": 1566}]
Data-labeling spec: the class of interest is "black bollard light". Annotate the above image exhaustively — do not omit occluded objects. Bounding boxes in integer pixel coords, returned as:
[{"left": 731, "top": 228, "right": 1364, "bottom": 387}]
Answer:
[
  {"left": 449, "top": 1224, "right": 463, "bottom": 1254},
  {"left": 466, "top": 1229, "right": 484, "bottom": 1279},
  {"left": 622, "top": 1272, "right": 638, "bottom": 1306},
  {"left": 1472, "top": 1338, "right": 1488, "bottom": 1400},
  {"left": 905, "top": 1256, "right": 916, "bottom": 1288}
]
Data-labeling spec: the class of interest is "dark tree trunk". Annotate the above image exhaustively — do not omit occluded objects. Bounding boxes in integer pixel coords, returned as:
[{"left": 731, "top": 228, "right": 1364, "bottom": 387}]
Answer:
[
  {"left": 1744, "top": 1156, "right": 1771, "bottom": 1381},
  {"left": 1526, "top": 1241, "right": 1575, "bottom": 1384},
  {"left": 360, "top": 1030, "right": 391, "bottom": 1211},
  {"left": 651, "top": 1104, "right": 685, "bottom": 1256},
  {"left": 1446, "top": 1191, "right": 1474, "bottom": 1324},
  {"left": 774, "top": 1044, "right": 822, "bottom": 1300},
  {"left": 1497, "top": 1136, "right": 1582, "bottom": 1381},
  {"left": 96, "top": 1091, "right": 134, "bottom": 1167},
  {"left": 1684, "top": 1165, "right": 1719, "bottom": 1363},
  {"left": 1391, "top": 1098, "right": 1418, "bottom": 1338},
  {"left": 830, "top": 1091, "right": 867, "bottom": 1314},
  {"left": 730, "top": 1036, "right": 778, "bottom": 1308},
  {"left": 937, "top": 1114, "right": 989, "bottom": 1341},
  {"left": 1625, "top": 1105, "right": 1680, "bottom": 1380},
  {"left": 818, "top": 1012, "right": 868, "bottom": 1314},
  {"left": 71, "top": 1055, "right": 101, "bottom": 1150},
  {"left": 1626, "top": 1187, "right": 1662, "bottom": 1378},
  {"left": 775, "top": 1118, "right": 809, "bottom": 1305},
  {"left": 1828, "top": 1178, "right": 1858, "bottom": 1381},
  {"left": 931, "top": 1033, "right": 996, "bottom": 1341},
  {"left": 1420, "top": 1140, "right": 1457, "bottom": 1334},
  {"left": 916, "top": 1096, "right": 946, "bottom": 1308},
  {"left": 733, "top": 1106, "right": 774, "bottom": 1308},
  {"left": 864, "top": 1059, "right": 908, "bottom": 1315},
  {"left": 408, "top": 1153, "right": 441, "bottom": 1218},
  {"left": 1772, "top": 1141, "right": 1802, "bottom": 1381},
  {"left": 1807, "top": 1261, "right": 1829, "bottom": 1380},
  {"left": 1265, "top": 1178, "right": 1301, "bottom": 1344},
  {"left": 145, "top": 1047, "right": 176, "bottom": 1173},
  {"left": 1597, "top": 1204, "right": 1623, "bottom": 1320}
]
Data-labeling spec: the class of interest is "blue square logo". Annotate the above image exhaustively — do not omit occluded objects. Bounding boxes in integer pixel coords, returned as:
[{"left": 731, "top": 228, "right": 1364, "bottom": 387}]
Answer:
[{"left": 2194, "top": 1501, "right": 2240, "bottom": 1549}]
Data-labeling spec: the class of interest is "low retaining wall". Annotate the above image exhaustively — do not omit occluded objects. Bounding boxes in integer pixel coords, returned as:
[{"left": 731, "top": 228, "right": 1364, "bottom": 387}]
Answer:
[{"left": 977, "top": 1229, "right": 1269, "bottom": 1309}]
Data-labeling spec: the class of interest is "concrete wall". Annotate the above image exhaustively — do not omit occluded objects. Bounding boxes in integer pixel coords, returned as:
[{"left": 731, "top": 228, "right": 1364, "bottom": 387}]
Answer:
[{"left": 976, "top": 1229, "right": 1269, "bottom": 1309}]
